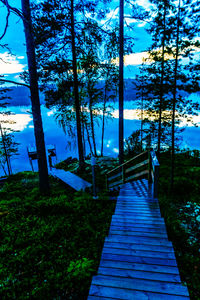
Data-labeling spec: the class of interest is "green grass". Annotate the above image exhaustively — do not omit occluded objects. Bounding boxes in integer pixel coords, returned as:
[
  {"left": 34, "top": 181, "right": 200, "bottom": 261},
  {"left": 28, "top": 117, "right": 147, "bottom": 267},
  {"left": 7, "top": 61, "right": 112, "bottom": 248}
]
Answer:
[
  {"left": 0, "top": 171, "right": 116, "bottom": 299},
  {"left": 158, "top": 151, "right": 200, "bottom": 300}
]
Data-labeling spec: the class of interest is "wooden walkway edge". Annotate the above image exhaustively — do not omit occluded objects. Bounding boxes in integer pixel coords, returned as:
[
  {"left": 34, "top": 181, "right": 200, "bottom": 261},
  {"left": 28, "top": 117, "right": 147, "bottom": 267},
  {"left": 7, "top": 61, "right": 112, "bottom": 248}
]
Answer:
[
  {"left": 50, "top": 168, "right": 92, "bottom": 191},
  {"left": 88, "top": 180, "right": 190, "bottom": 299}
]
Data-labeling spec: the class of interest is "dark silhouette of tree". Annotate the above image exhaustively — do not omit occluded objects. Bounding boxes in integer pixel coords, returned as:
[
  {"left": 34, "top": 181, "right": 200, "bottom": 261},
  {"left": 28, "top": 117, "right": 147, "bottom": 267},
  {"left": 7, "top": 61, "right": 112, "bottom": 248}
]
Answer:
[{"left": 21, "top": 0, "right": 50, "bottom": 193}]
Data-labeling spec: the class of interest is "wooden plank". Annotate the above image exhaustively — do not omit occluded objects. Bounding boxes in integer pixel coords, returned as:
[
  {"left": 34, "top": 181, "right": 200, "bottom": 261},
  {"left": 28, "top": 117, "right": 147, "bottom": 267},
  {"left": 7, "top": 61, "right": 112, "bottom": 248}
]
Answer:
[
  {"left": 106, "top": 151, "right": 148, "bottom": 176},
  {"left": 102, "top": 248, "right": 176, "bottom": 265},
  {"left": 50, "top": 169, "right": 91, "bottom": 191},
  {"left": 90, "top": 284, "right": 188, "bottom": 300},
  {"left": 108, "top": 171, "right": 122, "bottom": 182},
  {"left": 100, "top": 259, "right": 179, "bottom": 274},
  {"left": 91, "top": 275, "right": 189, "bottom": 296},
  {"left": 112, "top": 215, "right": 165, "bottom": 223},
  {"left": 105, "top": 235, "right": 172, "bottom": 247},
  {"left": 89, "top": 284, "right": 189, "bottom": 299},
  {"left": 125, "top": 170, "right": 149, "bottom": 183},
  {"left": 114, "top": 210, "right": 161, "bottom": 217},
  {"left": 125, "top": 159, "right": 149, "bottom": 175},
  {"left": 109, "top": 179, "right": 123, "bottom": 188},
  {"left": 101, "top": 253, "right": 177, "bottom": 267},
  {"left": 106, "top": 234, "right": 172, "bottom": 247},
  {"left": 103, "top": 242, "right": 175, "bottom": 258},
  {"left": 98, "top": 266, "right": 181, "bottom": 283},
  {"left": 109, "top": 230, "right": 168, "bottom": 239},
  {"left": 110, "top": 225, "right": 167, "bottom": 233},
  {"left": 112, "top": 213, "right": 164, "bottom": 219},
  {"left": 111, "top": 221, "right": 166, "bottom": 229},
  {"left": 104, "top": 239, "right": 174, "bottom": 253}
]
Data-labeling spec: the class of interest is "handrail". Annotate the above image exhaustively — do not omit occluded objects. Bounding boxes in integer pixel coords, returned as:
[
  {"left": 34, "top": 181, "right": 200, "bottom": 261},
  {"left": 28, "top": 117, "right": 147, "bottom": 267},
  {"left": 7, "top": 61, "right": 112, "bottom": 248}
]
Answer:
[
  {"left": 106, "top": 150, "right": 160, "bottom": 198},
  {"left": 107, "top": 150, "right": 149, "bottom": 175}
]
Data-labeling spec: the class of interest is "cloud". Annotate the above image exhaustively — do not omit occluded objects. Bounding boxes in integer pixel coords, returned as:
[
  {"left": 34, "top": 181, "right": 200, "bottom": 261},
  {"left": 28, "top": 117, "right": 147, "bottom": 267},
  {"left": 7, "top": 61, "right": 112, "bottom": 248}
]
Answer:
[
  {"left": 0, "top": 52, "right": 25, "bottom": 75},
  {"left": 0, "top": 113, "right": 32, "bottom": 132}
]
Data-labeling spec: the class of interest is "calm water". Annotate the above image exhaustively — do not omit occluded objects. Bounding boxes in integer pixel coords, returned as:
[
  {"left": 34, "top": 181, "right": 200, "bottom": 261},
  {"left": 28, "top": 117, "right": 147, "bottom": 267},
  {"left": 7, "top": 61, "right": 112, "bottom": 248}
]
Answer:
[{"left": 0, "top": 100, "right": 200, "bottom": 176}]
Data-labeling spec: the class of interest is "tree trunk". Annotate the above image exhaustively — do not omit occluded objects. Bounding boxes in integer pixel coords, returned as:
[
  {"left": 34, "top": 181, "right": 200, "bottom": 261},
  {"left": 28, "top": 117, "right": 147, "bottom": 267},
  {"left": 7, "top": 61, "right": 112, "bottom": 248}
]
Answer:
[
  {"left": 158, "top": 2, "right": 167, "bottom": 157},
  {"left": 119, "top": 0, "right": 124, "bottom": 165},
  {"left": 89, "top": 95, "right": 97, "bottom": 156},
  {"left": 71, "top": 0, "right": 84, "bottom": 169},
  {"left": 21, "top": 0, "right": 49, "bottom": 194},
  {"left": 171, "top": 0, "right": 181, "bottom": 193},
  {"left": 0, "top": 122, "right": 11, "bottom": 176},
  {"left": 101, "top": 83, "right": 107, "bottom": 156},
  {"left": 85, "top": 122, "right": 94, "bottom": 156}
]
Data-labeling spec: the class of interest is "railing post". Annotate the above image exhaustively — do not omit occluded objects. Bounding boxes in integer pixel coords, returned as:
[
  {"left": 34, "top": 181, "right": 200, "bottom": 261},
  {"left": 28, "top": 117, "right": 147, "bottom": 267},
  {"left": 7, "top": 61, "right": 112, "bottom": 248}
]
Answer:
[
  {"left": 122, "top": 165, "right": 125, "bottom": 183},
  {"left": 153, "top": 165, "right": 159, "bottom": 199},
  {"left": 148, "top": 151, "right": 152, "bottom": 184}
]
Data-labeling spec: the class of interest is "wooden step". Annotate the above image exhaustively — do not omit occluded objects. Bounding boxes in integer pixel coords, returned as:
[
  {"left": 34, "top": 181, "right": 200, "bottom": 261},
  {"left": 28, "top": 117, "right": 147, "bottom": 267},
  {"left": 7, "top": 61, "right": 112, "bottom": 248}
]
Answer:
[
  {"left": 103, "top": 242, "right": 175, "bottom": 258},
  {"left": 102, "top": 248, "right": 176, "bottom": 266},
  {"left": 111, "top": 220, "right": 166, "bottom": 228},
  {"left": 104, "top": 239, "right": 174, "bottom": 253},
  {"left": 88, "top": 284, "right": 189, "bottom": 299},
  {"left": 101, "top": 253, "right": 177, "bottom": 267},
  {"left": 108, "top": 230, "right": 168, "bottom": 239},
  {"left": 99, "top": 258, "right": 179, "bottom": 274},
  {"left": 110, "top": 225, "right": 167, "bottom": 233},
  {"left": 112, "top": 215, "right": 165, "bottom": 223},
  {"left": 105, "top": 235, "right": 172, "bottom": 247},
  {"left": 98, "top": 266, "right": 181, "bottom": 283},
  {"left": 91, "top": 275, "right": 189, "bottom": 296}
]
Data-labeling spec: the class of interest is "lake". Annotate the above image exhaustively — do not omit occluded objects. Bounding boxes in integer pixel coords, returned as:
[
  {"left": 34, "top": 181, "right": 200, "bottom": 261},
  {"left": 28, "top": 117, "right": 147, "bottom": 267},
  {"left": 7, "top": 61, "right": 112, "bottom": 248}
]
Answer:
[{"left": 0, "top": 100, "right": 200, "bottom": 176}]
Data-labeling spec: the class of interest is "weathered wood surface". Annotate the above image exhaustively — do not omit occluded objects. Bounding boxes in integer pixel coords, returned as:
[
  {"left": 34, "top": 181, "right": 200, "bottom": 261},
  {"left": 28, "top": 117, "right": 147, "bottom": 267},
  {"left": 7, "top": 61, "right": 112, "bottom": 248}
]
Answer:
[
  {"left": 88, "top": 180, "right": 190, "bottom": 299},
  {"left": 50, "top": 168, "right": 92, "bottom": 191}
]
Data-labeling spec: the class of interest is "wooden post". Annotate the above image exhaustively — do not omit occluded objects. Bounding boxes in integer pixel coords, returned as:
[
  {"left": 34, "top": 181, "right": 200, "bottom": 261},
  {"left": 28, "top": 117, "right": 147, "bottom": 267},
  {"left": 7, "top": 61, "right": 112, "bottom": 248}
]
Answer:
[
  {"left": 122, "top": 165, "right": 125, "bottom": 183},
  {"left": 91, "top": 156, "right": 97, "bottom": 198},
  {"left": 153, "top": 165, "right": 159, "bottom": 199},
  {"left": 148, "top": 151, "right": 152, "bottom": 184}
]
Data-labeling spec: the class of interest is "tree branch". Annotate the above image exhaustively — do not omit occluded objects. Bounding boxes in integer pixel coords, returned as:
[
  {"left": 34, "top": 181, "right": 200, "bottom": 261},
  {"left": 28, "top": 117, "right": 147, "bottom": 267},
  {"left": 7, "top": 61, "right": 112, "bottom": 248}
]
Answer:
[{"left": 0, "top": 78, "right": 30, "bottom": 88}]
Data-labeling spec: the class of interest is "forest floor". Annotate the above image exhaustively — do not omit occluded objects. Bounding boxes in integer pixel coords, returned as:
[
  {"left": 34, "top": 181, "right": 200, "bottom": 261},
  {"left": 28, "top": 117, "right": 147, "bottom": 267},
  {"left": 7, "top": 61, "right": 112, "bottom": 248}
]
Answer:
[
  {"left": 0, "top": 152, "right": 199, "bottom": 299},
  {"left": 0, "top": 169, "right": 116, "bottom": 299}
]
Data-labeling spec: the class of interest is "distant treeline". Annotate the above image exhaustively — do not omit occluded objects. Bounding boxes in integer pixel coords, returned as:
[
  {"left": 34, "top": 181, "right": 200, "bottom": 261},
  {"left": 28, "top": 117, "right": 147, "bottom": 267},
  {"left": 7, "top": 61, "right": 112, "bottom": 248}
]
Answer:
[
  {"left": 1, "top": 79, "right": 194, "bottom": 107},
  {"left": 1, "top": 86, "right": 45, "bottom": 106},
  {"left": 1, "top": 79, "right": 138, "bottom": 106}
]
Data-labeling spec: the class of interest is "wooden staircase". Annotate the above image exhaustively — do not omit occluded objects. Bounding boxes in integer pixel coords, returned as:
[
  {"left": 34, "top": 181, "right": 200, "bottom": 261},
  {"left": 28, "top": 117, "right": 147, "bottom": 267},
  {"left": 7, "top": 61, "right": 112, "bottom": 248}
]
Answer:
[{"left": 87, "top": 152, "right": 190, "bottom": 299}]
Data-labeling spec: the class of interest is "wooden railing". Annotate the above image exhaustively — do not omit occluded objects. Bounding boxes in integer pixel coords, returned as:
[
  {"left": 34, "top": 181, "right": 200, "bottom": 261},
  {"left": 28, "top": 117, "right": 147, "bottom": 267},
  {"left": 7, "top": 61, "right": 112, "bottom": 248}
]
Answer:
[{"left": 106, "top": 150, "right": 160, "bottom": 198}]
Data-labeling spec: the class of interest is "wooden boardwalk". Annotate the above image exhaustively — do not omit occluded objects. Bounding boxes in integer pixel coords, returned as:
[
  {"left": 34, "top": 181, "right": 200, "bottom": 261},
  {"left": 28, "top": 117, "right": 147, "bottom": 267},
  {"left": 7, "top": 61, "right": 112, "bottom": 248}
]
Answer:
[
  {"left": 88, "top": 180, "right": 190, "bottom": 299},
  {"left": 50, "top": 168, "right": 92, "bottom": 191}
]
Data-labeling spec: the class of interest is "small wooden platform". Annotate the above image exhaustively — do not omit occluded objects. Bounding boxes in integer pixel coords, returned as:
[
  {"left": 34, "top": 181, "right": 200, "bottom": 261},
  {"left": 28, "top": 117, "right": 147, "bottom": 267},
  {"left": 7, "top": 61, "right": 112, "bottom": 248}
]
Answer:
[
  {"left": 88, "top": 180, "right": 190, "bottom": 299},
  {"left": 50, "top": 168, "right": 92, "bottom": 191}
]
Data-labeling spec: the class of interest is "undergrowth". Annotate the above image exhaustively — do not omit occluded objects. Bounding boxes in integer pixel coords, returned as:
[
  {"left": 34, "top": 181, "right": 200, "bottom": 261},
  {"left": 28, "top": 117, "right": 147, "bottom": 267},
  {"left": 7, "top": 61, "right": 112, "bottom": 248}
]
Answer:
[{"left": 0, "top": 172, "right": 116, "bottom": 299}]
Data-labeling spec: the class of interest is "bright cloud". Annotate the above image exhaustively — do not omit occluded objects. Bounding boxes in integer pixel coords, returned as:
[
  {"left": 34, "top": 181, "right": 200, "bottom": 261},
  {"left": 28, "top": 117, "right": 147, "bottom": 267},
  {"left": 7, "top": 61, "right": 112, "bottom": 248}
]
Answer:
[
  {"left": 0, "top": 52, "right": 25, "bottom": 75},
  {"left": 0, "top": 113, "right": 32, "bottom": 132}
]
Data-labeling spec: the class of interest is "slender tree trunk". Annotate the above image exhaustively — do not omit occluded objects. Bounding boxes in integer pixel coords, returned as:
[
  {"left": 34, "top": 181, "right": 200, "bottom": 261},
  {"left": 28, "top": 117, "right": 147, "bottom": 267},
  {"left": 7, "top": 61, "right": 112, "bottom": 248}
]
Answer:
[
  {"left": 171, "top": 0, "right": 181, "bottom": 193},
  {"left": 89, "top": 96, "right": 97, "bottom": 156},
  {"left": 71, "top": 0, "right": 84, "bottom": 169},
  {"left": 119, "top": 0, "right": 124, "bottom": 165},
  {"left": 85, "top": 122, "right": 94, "bottom": 156},
  {"left": 158, "top": 2, "right": 167, "bottom": 157},
  {"left": 22, "top": 0, "right": 50, "bottom": 194},
  {"left": 101, "top": 83, "right": 107, "bottom": 156},
  {"left": 0, "top": 122, "right": 11, "bottom": 175}
]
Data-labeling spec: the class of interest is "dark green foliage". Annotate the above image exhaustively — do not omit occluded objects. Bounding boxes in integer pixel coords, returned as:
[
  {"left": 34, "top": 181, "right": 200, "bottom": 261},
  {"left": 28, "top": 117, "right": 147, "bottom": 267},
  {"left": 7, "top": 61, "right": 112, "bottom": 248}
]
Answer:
[
  {"left": 158, "top": 151, "right": 200, "bottom": 299},
  {"left": 0, "top": 172, "right": 116, "bottom": 299}
]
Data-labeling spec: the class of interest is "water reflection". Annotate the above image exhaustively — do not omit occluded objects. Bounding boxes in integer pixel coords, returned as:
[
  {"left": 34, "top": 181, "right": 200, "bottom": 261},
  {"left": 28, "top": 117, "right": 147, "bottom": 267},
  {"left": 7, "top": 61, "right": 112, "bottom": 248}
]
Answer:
[{"left": 0, "top": 104, "right": 200, "bottom": 176}]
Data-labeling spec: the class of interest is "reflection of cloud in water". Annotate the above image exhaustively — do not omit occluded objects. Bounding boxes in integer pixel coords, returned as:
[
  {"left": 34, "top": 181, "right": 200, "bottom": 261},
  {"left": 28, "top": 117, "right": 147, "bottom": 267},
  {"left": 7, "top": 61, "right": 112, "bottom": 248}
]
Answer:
[
  {"left": 47, "top": 110, "right": 54, "bottom": 117},
  {"left": 0, "top": 113, "right": 32, "bottom": 132},
  {"left": 111, "top": 109, "right": 200, "bottom": 127},
  {"left": 113, "top": 148, "right": 119, "bottom": 154}
]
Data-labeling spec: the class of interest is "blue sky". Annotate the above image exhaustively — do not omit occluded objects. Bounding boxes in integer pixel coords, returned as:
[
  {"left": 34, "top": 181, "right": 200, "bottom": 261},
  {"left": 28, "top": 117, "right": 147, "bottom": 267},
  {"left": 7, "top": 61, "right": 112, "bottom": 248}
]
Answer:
[{"left": 0, "top": 0, "right": 152, "bottom": 82}]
